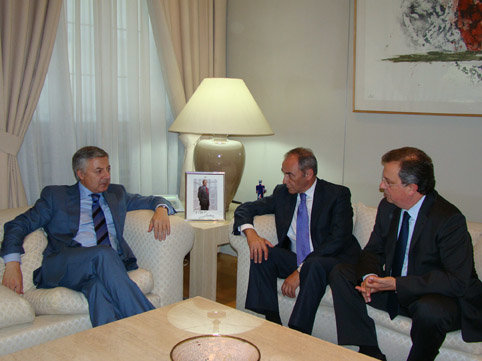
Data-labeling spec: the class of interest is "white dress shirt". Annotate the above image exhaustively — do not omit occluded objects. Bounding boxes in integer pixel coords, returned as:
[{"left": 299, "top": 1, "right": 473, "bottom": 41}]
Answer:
[{"left": 240, "top": 179, "right": 318, "bottom": 255}]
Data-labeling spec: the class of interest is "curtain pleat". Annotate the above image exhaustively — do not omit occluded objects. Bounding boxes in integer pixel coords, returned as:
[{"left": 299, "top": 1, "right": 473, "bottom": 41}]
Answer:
[
  {"left": 18, "top": 0, "right": 180, "bottom": 204},
  {"left": 146, "top": 0, "right": 226, "bottom": 200},
  {"left": 0, "top": 0, "right": 62, "bottom": 209},
  {"left": 147, "top": 0, "right": 226, "bottom": 116}
]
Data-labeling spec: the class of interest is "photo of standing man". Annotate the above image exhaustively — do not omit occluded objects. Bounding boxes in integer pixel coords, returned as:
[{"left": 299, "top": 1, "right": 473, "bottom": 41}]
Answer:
[{"left": 198, "top": 179, "right": 210, "bottom": 210}]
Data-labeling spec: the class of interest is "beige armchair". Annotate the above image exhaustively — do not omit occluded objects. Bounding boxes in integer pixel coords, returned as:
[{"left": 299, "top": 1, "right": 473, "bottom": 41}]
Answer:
[{"left": 0, "top": 207, "right": 194, "bottom": 356}]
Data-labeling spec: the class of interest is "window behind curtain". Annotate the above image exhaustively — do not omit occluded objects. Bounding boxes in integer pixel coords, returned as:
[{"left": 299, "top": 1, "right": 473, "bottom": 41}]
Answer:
[{"left": 19, "top": 0, "right": 180, "bottom": 204}]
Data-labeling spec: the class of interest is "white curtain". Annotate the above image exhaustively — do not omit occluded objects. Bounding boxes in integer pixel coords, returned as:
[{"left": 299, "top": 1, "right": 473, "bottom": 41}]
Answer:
[{"left": 18, "top": 0, "right": 180, "bottom": 204}]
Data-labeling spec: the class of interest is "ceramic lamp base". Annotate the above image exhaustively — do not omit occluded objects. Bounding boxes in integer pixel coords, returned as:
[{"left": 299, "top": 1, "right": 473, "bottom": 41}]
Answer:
[{"left": 194, "top": 137, "right": 245, "bottom": 211}]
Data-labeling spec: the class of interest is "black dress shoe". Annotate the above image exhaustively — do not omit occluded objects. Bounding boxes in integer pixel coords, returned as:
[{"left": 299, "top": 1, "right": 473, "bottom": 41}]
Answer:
[
  {"left": 358, "top": 346, "right": 387, "bottom": 360},
  {"left": 264, "top": 311, "right": 282, "bottom": 325}
]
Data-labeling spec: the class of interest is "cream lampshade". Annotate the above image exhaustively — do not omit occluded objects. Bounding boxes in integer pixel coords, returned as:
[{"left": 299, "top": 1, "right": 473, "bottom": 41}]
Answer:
[{"left": 169, "top": 78, "right": 273, "bottom": 211}]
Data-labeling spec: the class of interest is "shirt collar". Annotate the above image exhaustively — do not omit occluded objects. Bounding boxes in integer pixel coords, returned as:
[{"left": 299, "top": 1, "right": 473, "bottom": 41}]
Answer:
[
  {"left": 301, "top": 178, "right": 317, "bottom": 200},
  {"left": 78, "top": 182, "right": 95, "bottom": 198},
  {"left": 403, "top": 195, "right": 426, "bottom": 220}
]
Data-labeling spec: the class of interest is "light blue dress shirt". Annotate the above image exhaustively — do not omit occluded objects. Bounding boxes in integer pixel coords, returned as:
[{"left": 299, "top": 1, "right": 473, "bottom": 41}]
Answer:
[
  {"left": 398, "top": 195, "right": 425, "bottom": 276},
  {"left": 75, "top": 182, "right": 118, "bottom": 250}
]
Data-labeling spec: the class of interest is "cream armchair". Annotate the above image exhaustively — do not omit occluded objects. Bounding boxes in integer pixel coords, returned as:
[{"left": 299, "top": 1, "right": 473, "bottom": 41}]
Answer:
[{"left": 0, "top": 207, "right": 194, "bottom": 356}]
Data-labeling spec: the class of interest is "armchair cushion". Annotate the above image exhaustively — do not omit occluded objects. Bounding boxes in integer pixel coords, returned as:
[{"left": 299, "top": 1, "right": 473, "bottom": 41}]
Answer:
[
  {"left": 353, "top": 202, "right": 377, "bottom": 248},
  {"left": 23, "top": 268, "right": 154, "bottom": 315},
  {"left": 24, "top": 287, "right": 86, "bottom": 315},
  {"left": 0, "top": 285, "right": 35, "bottom": 329},
  {"left": 0, "top": 207, "right": 45, "bottom": 293}
]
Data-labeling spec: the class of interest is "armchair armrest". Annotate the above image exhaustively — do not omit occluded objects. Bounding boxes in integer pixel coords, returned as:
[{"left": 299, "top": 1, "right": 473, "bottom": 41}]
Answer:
[
  {"left": 124, "top": 211, "right": 194, "bottom": 307},
  {"left": 229, "top": 214, "right": 277, "bottom": 311}
]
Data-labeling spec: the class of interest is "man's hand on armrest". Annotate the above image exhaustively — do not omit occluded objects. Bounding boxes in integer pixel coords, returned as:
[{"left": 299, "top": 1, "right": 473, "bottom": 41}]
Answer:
[
  {"left": 2, "top": 262, "right": 23, "bottom": 294},
  {"left": 148, "top": 206, "right": 170, "bottom": 241},
  {"left": 243, "top": 228, "right": 274, "bottom": 264}
]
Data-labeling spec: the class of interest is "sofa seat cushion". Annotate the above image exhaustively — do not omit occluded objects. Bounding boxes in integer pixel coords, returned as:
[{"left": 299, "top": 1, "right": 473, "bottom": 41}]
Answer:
[
  {"left": 366, "top": 307, "right": 482, "bottom": 356},
  {"left": 279, "top": 282, "right": 481, "bottom": 355},
  {"left": 474, "top": 238, "right": 482, "bottom": 279},
  {"left": 127, "top": 268, "right": 154, "bottom": 294},
  {"left": 0, "top": 285, "right": 35, "bottom": 329},
  {"left": 24, "top": 268, "right": 155, "bottom": 315},
  {"left": 24, "top": 287, "right": 86, "bottom": 315}
]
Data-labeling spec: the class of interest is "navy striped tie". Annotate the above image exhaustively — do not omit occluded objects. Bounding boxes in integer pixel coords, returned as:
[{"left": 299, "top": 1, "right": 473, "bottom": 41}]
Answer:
[{"left": 91, "top": 193, "right": 111, "bottom": 246}]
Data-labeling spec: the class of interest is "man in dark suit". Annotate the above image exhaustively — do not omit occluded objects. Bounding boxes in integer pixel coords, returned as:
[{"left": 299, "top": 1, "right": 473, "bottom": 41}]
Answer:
[
  {"left": 330, "top": 147, "right": 482, "bottom": 361},
  {"left": 1, "top": 146, "right": 175, "bottom": 327},
  {"left": 198, "top": 179, "right": 210, "bottom": 210},
  {"left": 233, "top": 147, "right": 360, "bottom": 335}
]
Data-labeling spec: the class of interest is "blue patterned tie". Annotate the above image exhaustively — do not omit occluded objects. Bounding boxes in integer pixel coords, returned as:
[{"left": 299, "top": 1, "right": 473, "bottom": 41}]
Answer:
[
  {"left": 91, "top": 193, "right": 111, "bottom": 246},
  {"left": 296, "top": 193, "right": 310, "bottom": 265}
]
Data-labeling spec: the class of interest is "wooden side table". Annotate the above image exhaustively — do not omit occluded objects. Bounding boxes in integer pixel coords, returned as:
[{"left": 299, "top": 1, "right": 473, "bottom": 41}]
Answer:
[{"left": 186, "top": 203, "right": 238, "bottom": 300}]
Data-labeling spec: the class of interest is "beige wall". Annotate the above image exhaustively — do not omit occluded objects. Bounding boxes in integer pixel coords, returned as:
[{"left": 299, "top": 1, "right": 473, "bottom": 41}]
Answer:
[{"left": 227, "top": 0, "right": 482, "bottom": 222}]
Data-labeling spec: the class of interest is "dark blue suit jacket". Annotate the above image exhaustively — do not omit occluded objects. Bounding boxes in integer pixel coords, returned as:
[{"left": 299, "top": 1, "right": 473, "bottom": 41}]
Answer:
[
  {"left": 1, "top": 183, "right": 174, "bottom": 275},
  {"left": 233, "top": 178, "right": 360, "bottom": 261},
  {"left": 359, "top": 191, "right": 481, "bottom": 342}
]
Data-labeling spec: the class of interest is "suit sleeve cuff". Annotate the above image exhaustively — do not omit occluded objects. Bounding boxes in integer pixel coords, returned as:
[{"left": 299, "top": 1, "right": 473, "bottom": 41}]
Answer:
[
  {"left": 3, "top": 253, "right": 21, "bottom": 264},
  {"left": 239, "top": 224, "right": 254, "bottom": 234},
  {"left": 362, "top": 273, "right": 377, "bottom": 280},
  {"left": 156, "top": 203, "right": 175, "bottom": 215}
]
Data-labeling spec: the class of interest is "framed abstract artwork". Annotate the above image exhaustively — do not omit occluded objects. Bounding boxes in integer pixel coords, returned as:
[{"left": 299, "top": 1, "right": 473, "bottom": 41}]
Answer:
[
  {"left": 354, "top": 0, "right": 482, "bottom": 116},
  {"left": 185, "top": 171, "right": 225, "bottom": 221}
]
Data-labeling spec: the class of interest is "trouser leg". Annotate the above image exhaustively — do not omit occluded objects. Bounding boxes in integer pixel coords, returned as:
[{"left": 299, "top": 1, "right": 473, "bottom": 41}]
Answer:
[
  {"left": 406, "top": 294, "right": 461, "bottom": 361},
  {"left": 329, "top": 263, "right": 382, "bottom": 346},
  {"left": 245, "top": 247, "right": 297, "bottom": 318},
  {"left": 38, "top": 246, "right": 154, "bottom": 327},
  {"left": 288, "top": 255, "right": 339, "bottom": 334}
]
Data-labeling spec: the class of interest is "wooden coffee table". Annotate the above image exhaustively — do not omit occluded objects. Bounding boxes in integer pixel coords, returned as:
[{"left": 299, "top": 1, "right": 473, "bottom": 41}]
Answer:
[{"left": 0, "top": 297, "right": 374, "bottom": 360}]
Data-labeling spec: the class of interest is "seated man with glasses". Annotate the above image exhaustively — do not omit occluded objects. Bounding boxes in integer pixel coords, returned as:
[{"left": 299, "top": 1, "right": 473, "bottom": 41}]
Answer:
[{"left": 329, "top": 147, "right": 482, "bottom": 361}]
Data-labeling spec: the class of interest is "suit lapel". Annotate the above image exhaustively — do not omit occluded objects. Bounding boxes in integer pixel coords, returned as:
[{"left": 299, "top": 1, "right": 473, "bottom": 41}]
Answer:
[
  {"left": 310, "top": 179, "right": 324, "bottom": 243},
  {"left": 280, "top": 192, "right": 297, "bottom": 239},
  {"left": 406, "top": 193, "right": 434, "bottom": 272},
  {"left": 103, "top": 189, "right": 119, "bottom": 223},
  {"left": 386, "top": 207, "right": 401, "bottom": 274},
  {"left": 67, "top": 184, "right": 81, "bottom": 236}
]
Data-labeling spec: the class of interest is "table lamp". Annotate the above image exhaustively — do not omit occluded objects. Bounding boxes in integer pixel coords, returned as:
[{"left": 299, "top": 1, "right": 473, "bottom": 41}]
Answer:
[{"left": 169, "top": 78, "right": 273, "bottom": 210}]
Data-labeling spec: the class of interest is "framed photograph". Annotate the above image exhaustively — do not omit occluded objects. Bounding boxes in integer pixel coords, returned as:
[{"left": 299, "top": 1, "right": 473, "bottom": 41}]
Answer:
[
  {"left": 354, "top": 0, "right": 482, "bottom": 116},
  {"left": 185, "top": 172, "right": 225, "bottom": 221}
]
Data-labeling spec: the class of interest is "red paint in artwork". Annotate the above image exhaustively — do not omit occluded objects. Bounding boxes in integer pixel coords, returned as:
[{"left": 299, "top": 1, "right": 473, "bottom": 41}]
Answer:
[{"left": 456, "top": 0, "right": 482, "bottom": 51}]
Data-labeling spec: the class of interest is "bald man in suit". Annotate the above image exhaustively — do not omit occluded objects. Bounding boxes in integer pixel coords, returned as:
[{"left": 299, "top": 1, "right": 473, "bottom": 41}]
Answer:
[{"left": 233, "top": 147, "right": 360, "bottom": 335}]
